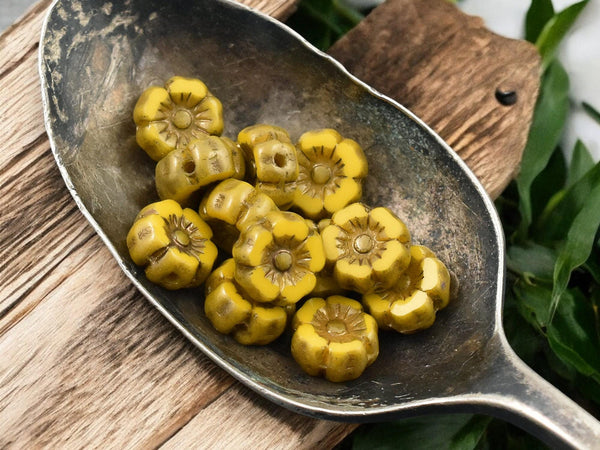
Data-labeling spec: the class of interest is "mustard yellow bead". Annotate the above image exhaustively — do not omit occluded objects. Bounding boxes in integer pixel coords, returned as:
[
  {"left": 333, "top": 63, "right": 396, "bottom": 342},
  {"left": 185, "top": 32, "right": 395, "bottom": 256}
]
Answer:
[
  {"left": 321, "top": 203, "right": 411, "bottom": 294},
  {"left": 204, "top": 259, "right": 291, "bottom": 345},
  {"left": 126, "top": 200, "right": 217, "bottom": 290},
  {"left": 291, "top": 296, "right": 379, "bottom": 382},
  {"left": 133, "top": 76, "right": 224, "bottom": 161},
  {"left": 205, "top": 281, "right": 253, "bottom": 334},
  {"left": 233, "top": 305, "right": 288, "bottom": 345},
  {"left": 126, "top": 215, "right": 171, "bottom": 266},
  {"left": 237, "top": 124, "right": 298, "bottom": 209},
  {"left": 324, "top": 341, "right": 368, "bottom": 383},
  {"left": 205, "top": 258, "right": 236, "bottom": 295},
  {"left": 362, "top": 244, "right": 451, "bottom": 334},
  {"left": 237, "top": 124, "right": 292, "bottom": 150},
  {"left": 220, "top": 137, "right": 246, "bottom": 180},
  {"left": 236, "top": 189, "right": 279, "bottom": 232},
  {"left": 144, "top": 247, "right": 199, "bottom": 290},
  {"left": 198, "top": 179, "right": 280, "bottom": 252},
  {"left": 232, "top": 211, "right": 325, "bottom": 305},
  {"left": 155, "top": 136, "right": 236, "bottom": 206},
  {"left": 254, "top": 140, "right": 298, "bottom": 183},
  {"left": 233, "top": 225, "right": 274, "bottom": 267},
  {"left": 293, "top": 128, "right": 368, "bottom": 219},
  {"left": 419, "top": 254, "right": 451, "bottom": 309},
  {"left": 235, "top": 264, "right": 280, "bottom": 303},
  {"left": 201, "top": 179, "right": 256, "bottom": 225}
]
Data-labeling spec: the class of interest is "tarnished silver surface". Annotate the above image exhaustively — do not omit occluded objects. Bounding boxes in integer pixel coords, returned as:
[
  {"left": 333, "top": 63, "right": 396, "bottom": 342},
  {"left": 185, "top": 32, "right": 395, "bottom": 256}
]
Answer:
[{"left": 39, "top": 0, "right": 600, "bottom": 447}]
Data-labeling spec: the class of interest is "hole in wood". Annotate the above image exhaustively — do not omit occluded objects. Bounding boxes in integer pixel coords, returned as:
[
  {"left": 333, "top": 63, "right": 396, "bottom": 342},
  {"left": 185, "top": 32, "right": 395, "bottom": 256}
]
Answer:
[{"left": 495, "top": 88, "right": 518, "bottom": 106}]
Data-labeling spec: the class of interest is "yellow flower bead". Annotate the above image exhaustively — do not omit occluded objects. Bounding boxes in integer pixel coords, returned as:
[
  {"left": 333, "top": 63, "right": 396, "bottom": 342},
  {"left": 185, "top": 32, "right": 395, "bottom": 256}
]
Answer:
[
  {"left": 362, "top": 245, "right": 451, "bottom": 334},
  {"left": 133, "top": 76, "right": 224, "bottom": 161},
  {"left": 237, "top": 124, "right": 299, "bottom": 209},
  {"left": 198, "top": 179, "right": 279, "bottom": 252},
  {"left": 155, "top": 136, "right": 237, "bottom": 206},
  {"left": 293, "top": 129, "right": 368, "bottom": 219},
  {"left": 321, "top": 202, "right": 411, "bottom": 294},
  {"left": 221, "top": 136, "right": 246, "bottom": 181},
  {"left": 204, "top": 259, "right": 292, "bottom": 345},
  {"left": 232, "top": 211, "right": 325, "bottom": 305},
  {"left": 237, "top": 123, "right": 292, "bottom": 149},
  {"left": 126, "top": 199, "right": 218, "bottom": 289},
  {"left": 291, "top": 296, "right": 379, "bottom": 382}
]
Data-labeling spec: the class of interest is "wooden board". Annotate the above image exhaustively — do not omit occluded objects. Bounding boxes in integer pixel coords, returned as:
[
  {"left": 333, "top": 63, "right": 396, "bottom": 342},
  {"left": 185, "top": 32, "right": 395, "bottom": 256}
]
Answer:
[
  {"left": 329, "top": 0, "right": 541, "bottom": 199},
  {"left": 0, "top": 0, "right": 539, "bottom": 447}
]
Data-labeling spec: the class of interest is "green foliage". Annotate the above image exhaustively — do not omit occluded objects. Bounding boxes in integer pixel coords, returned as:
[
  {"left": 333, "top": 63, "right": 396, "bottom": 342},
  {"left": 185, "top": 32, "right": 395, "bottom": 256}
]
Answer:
[
  {"left": 286, "top": 0, "right": 364, "bottom": 50},
  {"left": 534, "top": 0, "right": 589, "bottom": 70},
  {"left": 351, "top": 415, "right": 492, "bottom": 450},
  {"left": 515, "top": 59, "right": 569, "bottom": 240},
  {"left": 496, "top": 0, "right": 600, "bottom": 424},
  {"left": 525, "top": 0, "right": 554, "bottom": 43},
  {"left": 583, "top": 102, "right": 600, "bottom": 124},
  {"left": 288, "top": 0, "right": 599, "bottom": 448},
  {"left": 567, "top": 140, "right": 595, "bottom": 187}
]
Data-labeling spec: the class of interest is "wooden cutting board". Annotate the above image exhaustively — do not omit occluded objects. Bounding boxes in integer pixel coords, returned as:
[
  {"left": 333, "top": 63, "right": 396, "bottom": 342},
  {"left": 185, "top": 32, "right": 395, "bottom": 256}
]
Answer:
[{"left": 0, "top": 0, "right": 539, "bottom": 447}]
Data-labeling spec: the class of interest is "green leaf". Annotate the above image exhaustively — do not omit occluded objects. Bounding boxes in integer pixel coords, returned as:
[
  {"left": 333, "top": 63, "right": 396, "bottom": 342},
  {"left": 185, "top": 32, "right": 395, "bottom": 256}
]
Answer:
[
  {"left": 507, "top": 241, "right": 556, "bottom": 282},
  {"left": 547, "top": 288, "right": 600, "bottom": 381},
  {"left": 286, "top": 0, "right": 362, "bottom": 50},
  {"left": 576, "top": 372, "right": 600, "bottom": 405},
  {"left": 512, "top": 279, "right": 552, "bottom": 329},
  {"left": 530, "top": 146, "right": 566, "bottom": 222},
  {"left": 536, "top": 0, "right": 589, "bottom": 71},
  {"left": 503, "top": 287, "right": 545, "bottom": 365},
  {"left": 352, "top": 415, "right": 489, "bottom": 450},
  {"left": 495, "top": 181, "right": 521, "bottom": 239},
  {"left": 525, "top": 0, "right": 555, "bottom": 43},
  {"left": 516, "top": 60, "right": 570, "bottom": 240},
  {"left": 536, "top": 159, "right": 600, "bottom": 242},
  {"left": 333, "top": 0, "right": 364, "bottom": 25},
  {"left": 584, "top": 249, "right": 600, "bottom": 284},
  {"left": 582, "top": 101, "right": 600, "bottom": 125},
  {"left": 567, "top": 140, "right": 594, "bottom": 187},
  {"left": 482, "top": 419, "right": 549, "bottom": 450},
  {"left": 512, "top": 282, "right": 600, "bottom": 384},
  {"left": 549, "top": 182, "right": 600, "bottom": 319},
  {"left": 450, "top": 415, "right": 493, "bottom": 449}
]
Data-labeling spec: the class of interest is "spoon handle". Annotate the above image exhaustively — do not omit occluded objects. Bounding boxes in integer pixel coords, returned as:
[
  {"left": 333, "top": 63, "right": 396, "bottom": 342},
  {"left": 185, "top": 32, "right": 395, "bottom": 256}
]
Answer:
[{"left": 476, "top": 339, "right": 600, "bottom": 449}]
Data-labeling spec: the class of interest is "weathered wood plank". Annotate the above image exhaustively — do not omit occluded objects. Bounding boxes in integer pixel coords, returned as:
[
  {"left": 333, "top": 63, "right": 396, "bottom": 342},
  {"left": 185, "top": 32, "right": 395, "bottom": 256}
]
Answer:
[
  {"left": 162, "top": 384, "right": 353, "bottom": 449},
  {"left": 0, "top": 244, "right": 236, "bottom": 448},
  {"left": 0, "top": 0, "right": 540, "bottom": 447},
  {"left": 328, "top": 0, "right": 540, "bottom": 199},
  {"left": 0, "top": 1, "right": 355, "bottom": 449},
  {"left": 0, "top": 0, "right": 51, "bottom": 75}
]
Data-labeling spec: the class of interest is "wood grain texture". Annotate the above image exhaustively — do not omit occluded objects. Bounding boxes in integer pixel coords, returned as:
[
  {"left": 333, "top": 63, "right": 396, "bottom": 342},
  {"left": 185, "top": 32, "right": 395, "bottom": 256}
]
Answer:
[
  {"left": 162, "top": 385, "right": 353, "bottom": 449},
  {"left": 0, "top": 0, "right": 357, "bottom": 448},
  {"left": 0, "top": 0, "right": 539, "bottom": 447},
  {"left": 328, "top": 0, "right": 541, "bottom": 199}
]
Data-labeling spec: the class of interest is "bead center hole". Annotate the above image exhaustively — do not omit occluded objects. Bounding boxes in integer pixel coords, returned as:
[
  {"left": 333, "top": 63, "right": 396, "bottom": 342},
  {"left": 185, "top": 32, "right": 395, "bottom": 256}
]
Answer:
[
  {"left": 311, "top": 164, "right": 332, "bottom": 184},
  {"left": 173, "top": 229, "right": 190, "bottom": 247},
  {"left": 326, "top": 319, "right": 348, "bottom": 336},
  {"left": 353, "top": 234, "right": 373, "bottom": 254},
  {"left": 273, "top": 250, "right": 293, "bottom": 271},
  {"left": 173, "top": 109, "right": 193, "bottom": 129},
  {"left": 274, "top": 153, "right": 287, "bottom": 168},
  {"left": 183, "top": 160, "right": 196, "bottom": 174}
]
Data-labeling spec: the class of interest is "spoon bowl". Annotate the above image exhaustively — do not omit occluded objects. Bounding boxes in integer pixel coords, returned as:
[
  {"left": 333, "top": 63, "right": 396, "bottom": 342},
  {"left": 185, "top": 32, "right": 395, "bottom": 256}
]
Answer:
[{"left": 39, "top": 0, "right": 600, "bottom": 447}]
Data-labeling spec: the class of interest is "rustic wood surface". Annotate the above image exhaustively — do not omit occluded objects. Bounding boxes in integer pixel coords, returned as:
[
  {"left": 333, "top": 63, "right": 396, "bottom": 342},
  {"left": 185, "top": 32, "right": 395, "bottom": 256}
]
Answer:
[
  {"left": 329, "top": 0, "right": 541, "bottom": 199},
  {"left": 0, "top": 0, "right": 539, "bottom": 448}
]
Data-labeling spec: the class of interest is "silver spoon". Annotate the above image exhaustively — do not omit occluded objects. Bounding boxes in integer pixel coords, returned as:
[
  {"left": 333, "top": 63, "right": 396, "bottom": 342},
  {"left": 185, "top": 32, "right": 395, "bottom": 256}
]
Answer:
[{"left": 39, "top": 0, "right": 600, "bottom": 447}]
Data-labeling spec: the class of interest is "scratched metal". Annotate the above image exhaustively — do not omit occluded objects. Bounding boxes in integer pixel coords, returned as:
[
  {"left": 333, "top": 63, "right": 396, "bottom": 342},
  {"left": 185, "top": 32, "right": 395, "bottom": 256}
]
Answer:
[{"left": 39, "top": 0, "right": 600, "bottom": 447}]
